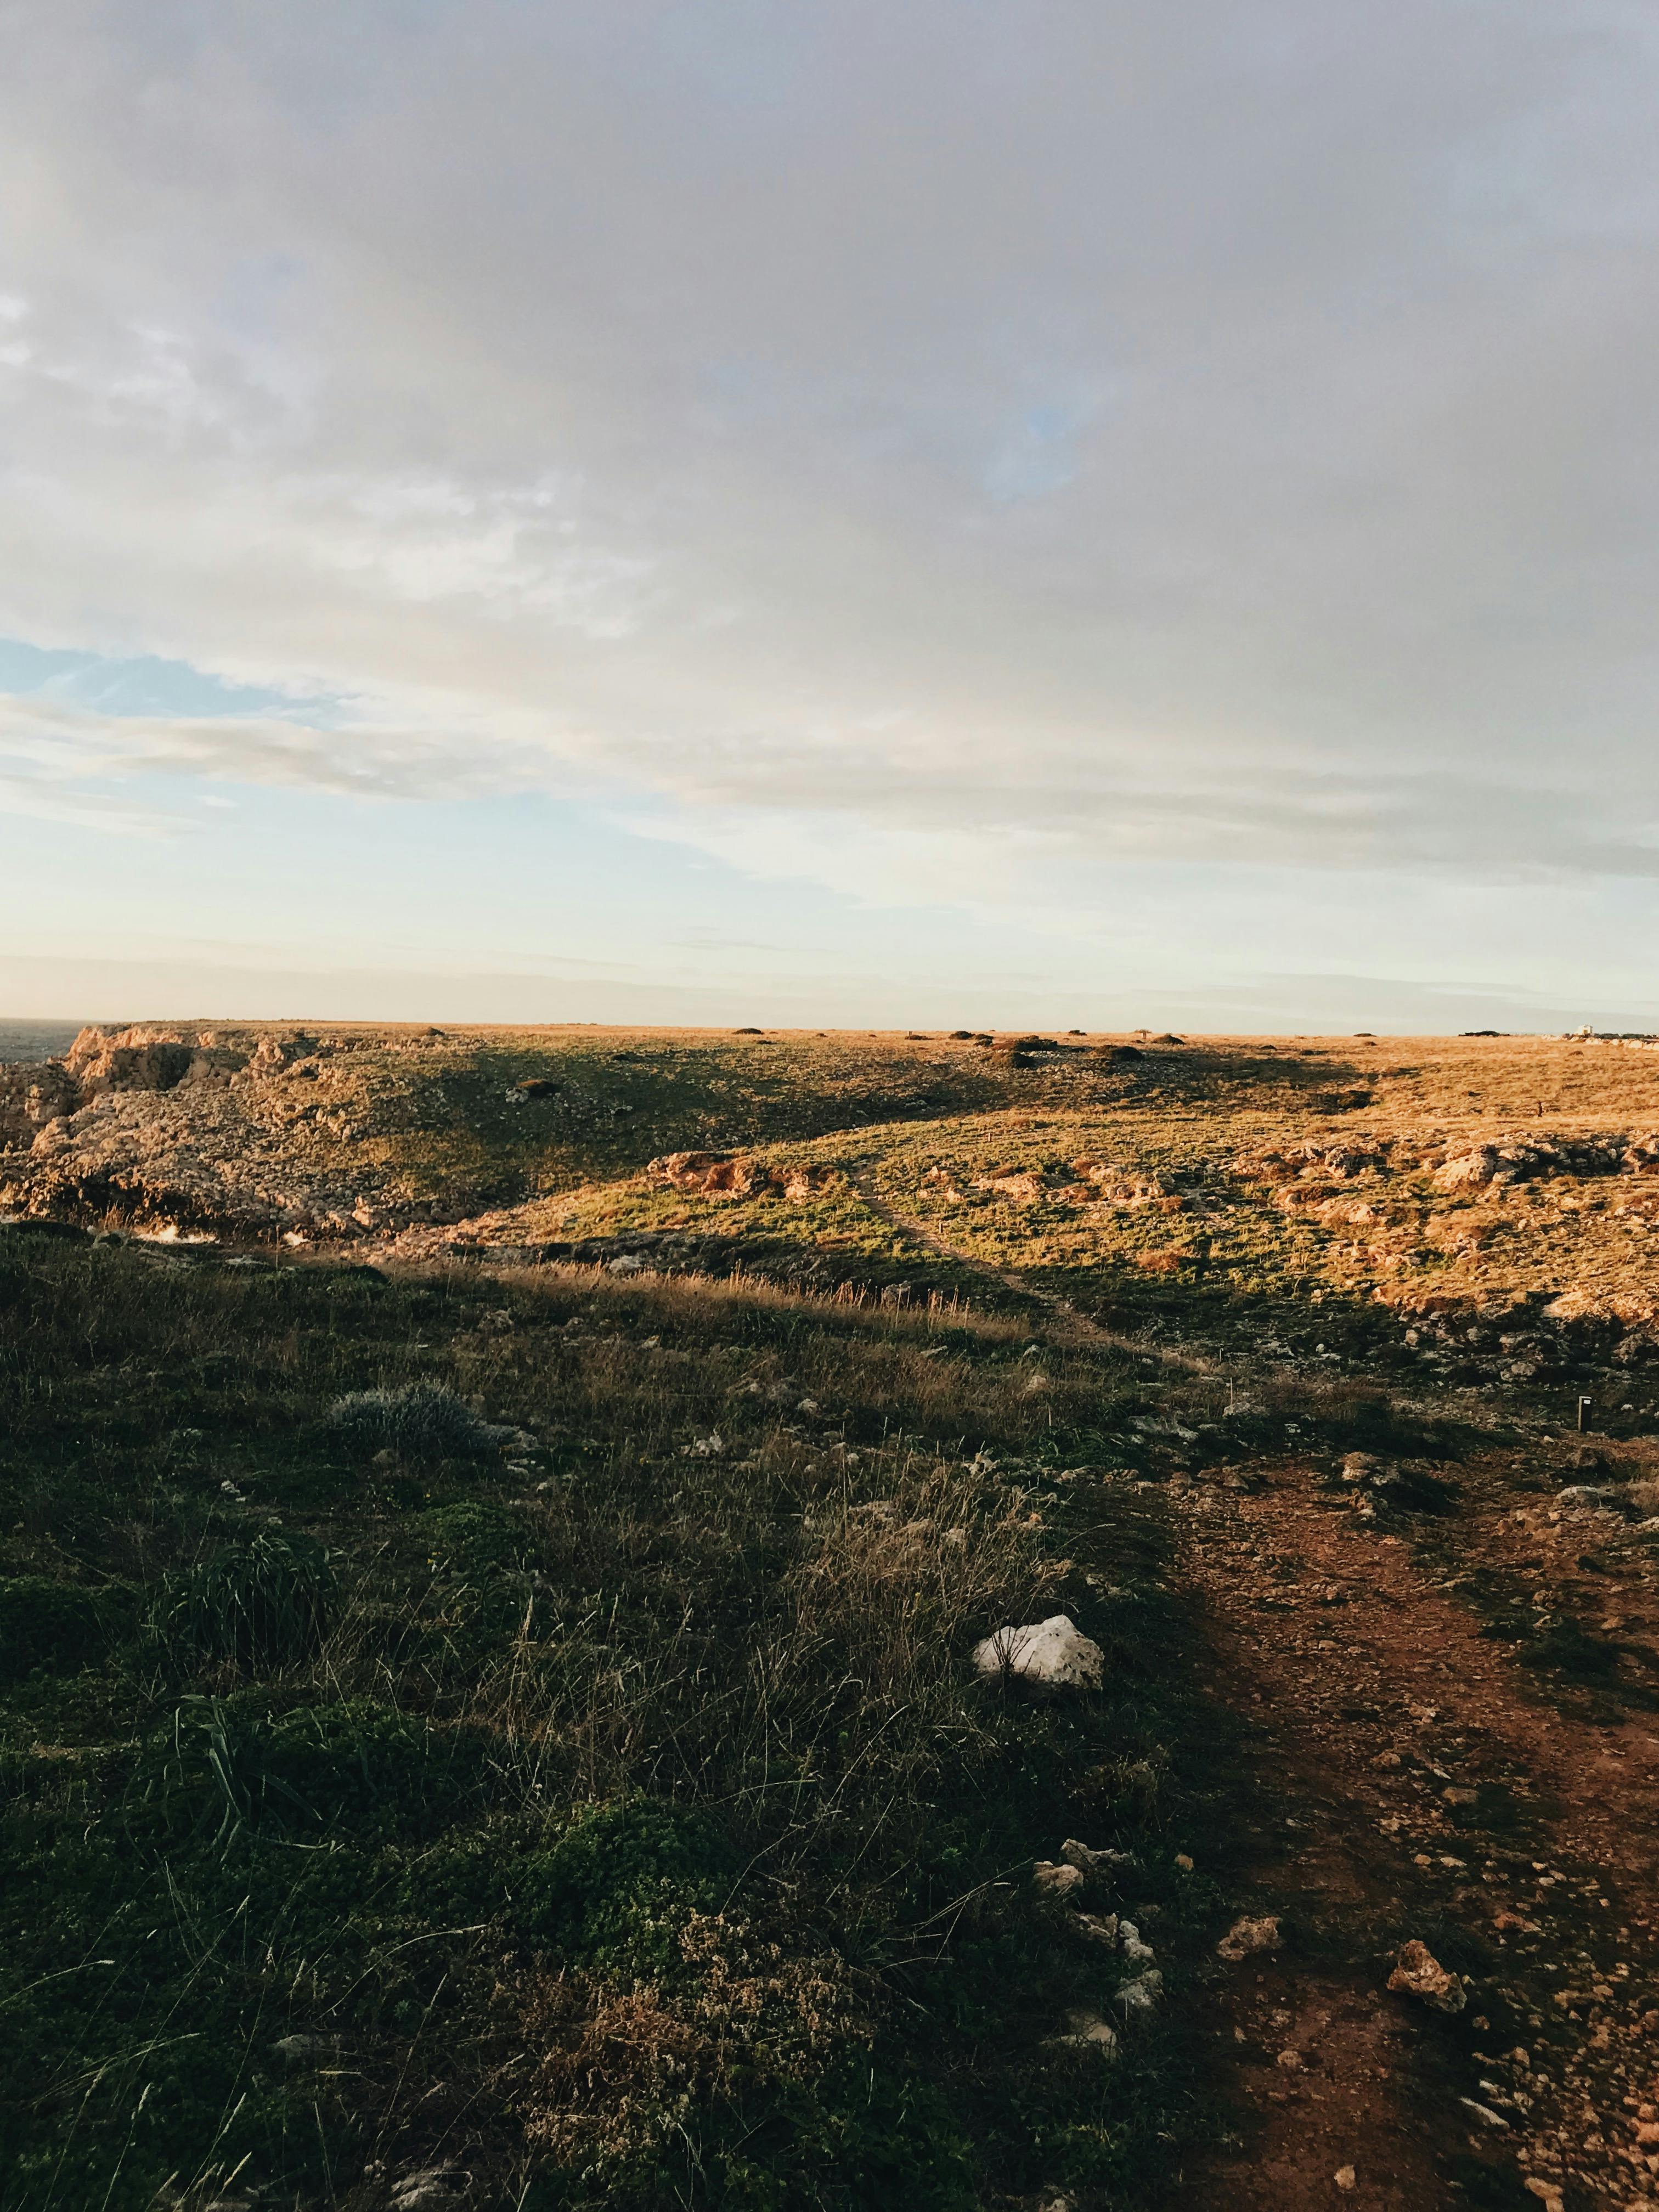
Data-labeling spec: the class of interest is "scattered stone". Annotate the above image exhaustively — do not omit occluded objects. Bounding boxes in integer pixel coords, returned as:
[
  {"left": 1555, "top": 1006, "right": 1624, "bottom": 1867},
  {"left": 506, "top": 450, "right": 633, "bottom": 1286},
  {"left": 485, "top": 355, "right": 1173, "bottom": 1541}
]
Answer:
[
  {"left": 1277, "top": 2046, "right": 1302, "bottom": 2070},
  {"left": 645, "top": 1150, "right": 838, "bottom": 1201},
  {"left": 1217, "top": 1914, "right": 1282, "bottom": 1963},
  {"left": 1032, "top": 1860, "right": 1086, "bottom": 1898},
  {"left": 1555, "top": 1484, "right": 1629, "bottom": 1516},
  {"left": 1335, "top": 2166, "right": 1356, "bottom": 2193},
  {"left": 972, "top": 1615, "right": 1104, "bottom": 1691},
  {"left": 1118, "top": 1919, "right": 1157, "bottom": 1965},
  {"left": 1114, "top": 1968, "right": 1163, "bottom": 2013},
  {"left": 272, "top": 2033, "right": 334, "bottom": 2062},
  {"left": 390, "top": 2167, "right": 470, "bottom": 2211},
  {"left": 1071, "top": 1911, "right": 1120, "bottom": 1945},
  {"left": 1387, "top": 1938, "right": 1467, "bottom": 2015},
  {"left": 1047, "top": 2008, "right": 1120, "bottom": 2057},
  {"left": 1059, "top": 1836, "right": 1126, "bottom": 1875},
  {"left": 1458, "top": 2097, "right": 1509, "bottom": 2130},
  {"left": 1059, "top": 1837, "right": 1136, "bottom": 1877}
]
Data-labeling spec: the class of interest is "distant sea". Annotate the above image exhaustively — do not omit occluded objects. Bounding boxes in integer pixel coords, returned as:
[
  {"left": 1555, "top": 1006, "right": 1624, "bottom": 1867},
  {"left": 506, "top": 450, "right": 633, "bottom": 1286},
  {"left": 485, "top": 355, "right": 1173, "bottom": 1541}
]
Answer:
[{"left": 0, "top": 1022, "right": 84, "bottom": 1064}]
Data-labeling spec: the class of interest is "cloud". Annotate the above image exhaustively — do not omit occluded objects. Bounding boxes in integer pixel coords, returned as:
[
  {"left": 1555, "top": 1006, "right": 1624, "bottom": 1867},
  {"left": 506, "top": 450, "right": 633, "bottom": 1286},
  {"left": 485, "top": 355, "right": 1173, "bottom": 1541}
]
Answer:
[{"left": 0, "top": 0, "right": 1656, "bottom": 1007}]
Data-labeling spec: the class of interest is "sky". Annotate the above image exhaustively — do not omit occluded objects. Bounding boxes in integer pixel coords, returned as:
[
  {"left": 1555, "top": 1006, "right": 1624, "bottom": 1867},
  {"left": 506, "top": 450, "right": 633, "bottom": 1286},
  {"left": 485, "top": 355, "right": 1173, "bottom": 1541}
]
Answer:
[{"left": 2, "top": 1, "right": 1657, "bottom": 1032}]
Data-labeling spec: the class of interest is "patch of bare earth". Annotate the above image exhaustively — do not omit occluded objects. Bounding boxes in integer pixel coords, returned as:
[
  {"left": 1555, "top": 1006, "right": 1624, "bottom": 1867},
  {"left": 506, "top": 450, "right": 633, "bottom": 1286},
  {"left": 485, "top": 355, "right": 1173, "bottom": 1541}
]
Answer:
[{"left": 1175, "top": 1452, "right": 1659, "bottom": 2211}]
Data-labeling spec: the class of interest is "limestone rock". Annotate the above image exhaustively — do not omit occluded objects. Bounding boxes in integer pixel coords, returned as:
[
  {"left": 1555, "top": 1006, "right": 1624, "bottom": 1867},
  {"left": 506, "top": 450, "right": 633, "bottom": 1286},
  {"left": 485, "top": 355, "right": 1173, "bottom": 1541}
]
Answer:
[
  {"left": 390, "top": 2166, "right": 470, "bottom": 2211},
  {"left": 1118, "top": 1918, "right": 1157, "bottom": 1965},
  {"left": 1046, "top": 2008, "right": 1120, "bottom": 2056},
  {"left": 1060, "top": 1837, "right": 1137, "bottom": 1877},
  {"left": 1387, "top": 1938, "right": 1466, "bottom": 2015},
  {"left": 1071, "top": 1911, "right": 1120, "bottom": 1945},
  {"left": 972, "top": 1615, "right": 1103, "bottom": 1691},
  {"left": 1216, "top": 1914, "right": 1282, "bottom": 1962}
]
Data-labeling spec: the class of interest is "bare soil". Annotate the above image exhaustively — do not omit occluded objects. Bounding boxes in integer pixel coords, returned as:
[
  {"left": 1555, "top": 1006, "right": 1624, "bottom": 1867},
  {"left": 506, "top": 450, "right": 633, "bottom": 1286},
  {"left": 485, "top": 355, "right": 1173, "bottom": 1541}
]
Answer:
[{"left": 1173, "top": 1450, "right": 1659, "bottom": 2210}]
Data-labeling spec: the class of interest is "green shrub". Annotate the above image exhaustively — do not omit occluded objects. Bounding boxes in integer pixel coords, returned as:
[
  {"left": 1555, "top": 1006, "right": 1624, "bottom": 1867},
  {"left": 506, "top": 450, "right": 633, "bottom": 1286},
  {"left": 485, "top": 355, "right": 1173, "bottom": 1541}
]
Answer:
[{"left": 164, "top": 1529, "right": 334, "bottom": 1671}]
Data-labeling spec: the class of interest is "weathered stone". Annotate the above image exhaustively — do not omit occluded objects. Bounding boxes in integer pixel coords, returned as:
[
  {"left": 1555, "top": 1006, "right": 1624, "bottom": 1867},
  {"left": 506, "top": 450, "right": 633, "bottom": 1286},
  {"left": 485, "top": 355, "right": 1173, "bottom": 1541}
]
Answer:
[
  {"left": 1046, "top": 2009, "right": 1120, "bottom": 2056},
  {"left": 1387, "top": 1938, "right": 1466, "bottom": 2015},
  {"left": 1216, "top": 1913, "right": 1281, "bottom": 1962},
  {"left": 972, "top": 1615, "right": 1104, "bottom": 1691}
]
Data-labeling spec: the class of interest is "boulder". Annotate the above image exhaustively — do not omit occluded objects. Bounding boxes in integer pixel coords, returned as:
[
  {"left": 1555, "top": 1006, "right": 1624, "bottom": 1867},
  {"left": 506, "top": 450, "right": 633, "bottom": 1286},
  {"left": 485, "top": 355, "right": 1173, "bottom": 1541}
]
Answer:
[
  {"left": 1432, "top": 1147, "right": 1499, "bottom": 1190},
  {"left": 0, "top": 1063, "right": 77, "bottom": 1146},
  {"left": 972, "top": 1615, "right": 1104, "bottom": 1691}
]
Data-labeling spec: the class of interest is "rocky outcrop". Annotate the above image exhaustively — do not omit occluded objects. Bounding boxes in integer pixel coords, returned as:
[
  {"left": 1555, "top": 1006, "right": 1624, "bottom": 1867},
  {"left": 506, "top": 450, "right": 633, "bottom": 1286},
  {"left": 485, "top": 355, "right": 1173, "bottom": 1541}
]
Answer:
[
  {"left": 646, "top": 1152, "right": 839, "bottom": 1201},
  {"left": 1, "top": 1026, "right": 252, "bottom": 1147},
  {"left": 0, "top": 1029, "right": 414, "bottom": 1240}
]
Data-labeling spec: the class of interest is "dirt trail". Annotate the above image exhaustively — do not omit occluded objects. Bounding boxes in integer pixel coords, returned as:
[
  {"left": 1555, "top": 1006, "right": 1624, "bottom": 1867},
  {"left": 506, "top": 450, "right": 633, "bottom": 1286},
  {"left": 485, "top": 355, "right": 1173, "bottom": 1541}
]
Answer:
[
  {"left": 857, "top": 1183, "right": 1659, "bottom": 2208},
  {"left": 1183, "top": 1452, "right": 1659, "bottom": 2212}
]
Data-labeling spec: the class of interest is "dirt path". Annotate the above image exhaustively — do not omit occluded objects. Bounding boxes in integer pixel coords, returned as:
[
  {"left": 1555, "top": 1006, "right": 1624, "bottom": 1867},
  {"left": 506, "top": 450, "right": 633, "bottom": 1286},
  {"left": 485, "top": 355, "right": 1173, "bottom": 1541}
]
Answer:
[
  {"left": 1177, "top": 1458, "right": 1659, "bottom": 2212},
  {"left": 855, "top": 1184, "right": 1659, "bottom": 2208}
]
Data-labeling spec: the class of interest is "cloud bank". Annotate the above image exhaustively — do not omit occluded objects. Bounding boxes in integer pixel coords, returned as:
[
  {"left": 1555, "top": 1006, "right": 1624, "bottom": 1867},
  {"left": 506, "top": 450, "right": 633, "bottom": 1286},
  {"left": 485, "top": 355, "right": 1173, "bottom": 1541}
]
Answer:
[{"left": 1, "top": 1, "right": 1657, "bottom": 1021}]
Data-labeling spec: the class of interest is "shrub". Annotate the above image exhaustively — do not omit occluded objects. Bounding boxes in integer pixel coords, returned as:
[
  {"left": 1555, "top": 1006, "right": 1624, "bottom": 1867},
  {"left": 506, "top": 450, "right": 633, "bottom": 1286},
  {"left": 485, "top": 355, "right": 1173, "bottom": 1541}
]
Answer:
[
  {"left": 165, "top": 1529, "right": 334, "bottom": 1671},
  {"left": 327, "top": 1382, "right": 501, "bottom": 1461}
]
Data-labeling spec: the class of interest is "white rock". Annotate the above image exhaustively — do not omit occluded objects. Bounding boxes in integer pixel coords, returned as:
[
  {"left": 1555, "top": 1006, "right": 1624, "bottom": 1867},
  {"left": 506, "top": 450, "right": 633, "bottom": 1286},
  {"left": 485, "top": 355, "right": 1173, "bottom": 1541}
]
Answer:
[
  {"left": 972, "top": 1615, "right": 1104, "bottom": 1690},
  {"left": 1114, "top": 1969, "right": 1164, "bottom": 2013}
]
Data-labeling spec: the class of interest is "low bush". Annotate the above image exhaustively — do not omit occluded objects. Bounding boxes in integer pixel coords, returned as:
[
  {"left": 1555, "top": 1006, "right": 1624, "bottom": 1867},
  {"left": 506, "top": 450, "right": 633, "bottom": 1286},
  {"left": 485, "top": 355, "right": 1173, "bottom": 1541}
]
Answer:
[
  {"left": 327, "top": 1381, "right": 502, "bottom": 1460},
  {"left": 163, "top": 1528, "right": 334, "bottom": 1672}
]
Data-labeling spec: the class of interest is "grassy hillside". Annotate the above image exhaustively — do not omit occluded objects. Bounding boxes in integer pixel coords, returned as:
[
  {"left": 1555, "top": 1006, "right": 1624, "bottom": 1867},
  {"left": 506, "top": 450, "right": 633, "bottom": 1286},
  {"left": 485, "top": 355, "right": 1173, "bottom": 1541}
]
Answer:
[{"left": 0, "top": 1226, "right": 1244, "bottom": 2212}]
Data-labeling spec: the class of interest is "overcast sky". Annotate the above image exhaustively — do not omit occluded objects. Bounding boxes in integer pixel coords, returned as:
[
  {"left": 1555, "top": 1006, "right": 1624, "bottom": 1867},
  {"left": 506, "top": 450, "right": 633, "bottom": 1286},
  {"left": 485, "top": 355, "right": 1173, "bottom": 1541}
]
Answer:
[{"left": 2, "top": 0, "right": 1656, "bottom": 1030}]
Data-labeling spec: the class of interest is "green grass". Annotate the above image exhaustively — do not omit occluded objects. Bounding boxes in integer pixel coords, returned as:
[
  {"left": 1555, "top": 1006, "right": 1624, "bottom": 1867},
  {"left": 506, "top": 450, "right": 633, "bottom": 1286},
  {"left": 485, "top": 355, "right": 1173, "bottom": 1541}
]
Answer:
[{"left": 0, "top": 1227, "right": 1239, "bottom": 2210}]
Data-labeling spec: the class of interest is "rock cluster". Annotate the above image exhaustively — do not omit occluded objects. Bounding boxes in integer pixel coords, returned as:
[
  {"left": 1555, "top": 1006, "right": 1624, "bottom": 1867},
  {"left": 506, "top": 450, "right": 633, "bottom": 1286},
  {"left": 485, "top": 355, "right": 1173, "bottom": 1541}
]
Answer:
[{"left": 646, "top": 1151, "right": 839, "bottom": 1201}]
